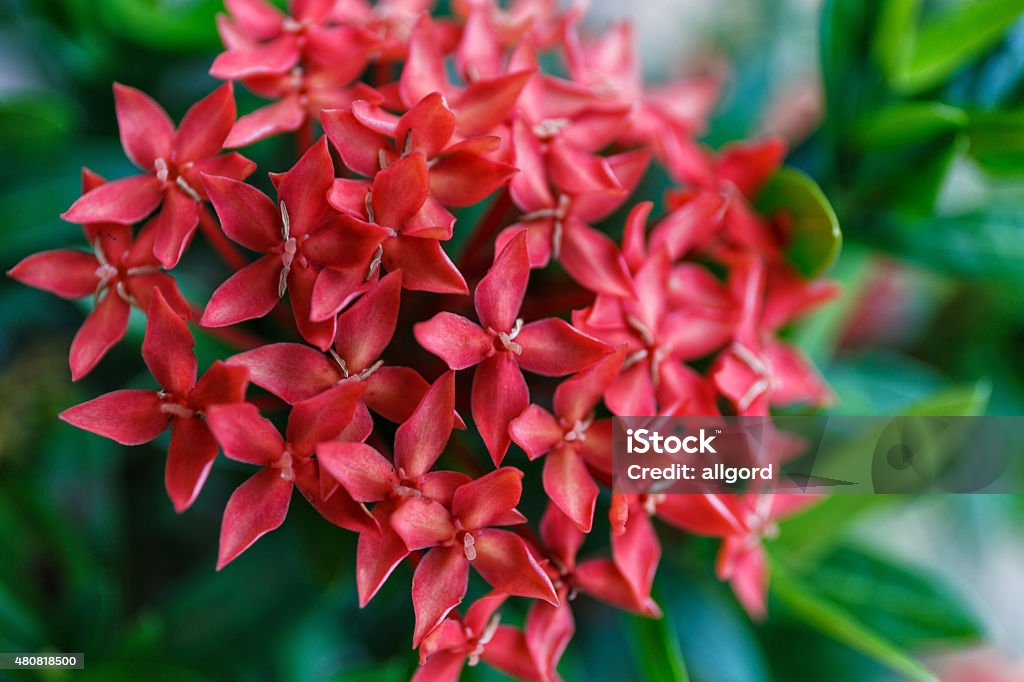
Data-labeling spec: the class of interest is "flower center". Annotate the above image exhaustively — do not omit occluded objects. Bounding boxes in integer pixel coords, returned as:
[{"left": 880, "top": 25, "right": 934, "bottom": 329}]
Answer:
[
  {"left": 532, "top": 118, "right": 571, "bottom": 141},
  {"left": 272, "top": 449, "right": 295, "bottom": 482},
  {"left": 487, "top": 318, "right": 524, "bottom": 355},
  {"left": 562, "top": 416, "right": 592, "bottom": 443},
  {"left": 730, "top": 342, "right": 774, "bottom": 411},
  {"left": 157, "top": 390, "right": 196, "bottom": 420}
]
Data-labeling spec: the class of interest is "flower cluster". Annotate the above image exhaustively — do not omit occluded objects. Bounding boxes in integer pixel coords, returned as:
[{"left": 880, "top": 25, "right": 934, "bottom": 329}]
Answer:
[{"left": 8, "top": 1, "right": 839, "bottom": 679}]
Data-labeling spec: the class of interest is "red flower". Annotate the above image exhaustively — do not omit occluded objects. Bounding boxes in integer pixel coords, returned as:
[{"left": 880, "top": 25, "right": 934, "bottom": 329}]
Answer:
[
  {"left": 415, "top": 593, "right": 545, "bottom": 682},
  {"left": 401, "top": 15, "right": 534, "bottom": 136},
  {"left": 59, "top": 290, "right": 248, "bottom": 512},
  {"left": 415, "top": 231, "right": 612, "bottom": 464},
  {"left": 212, "top": 0, "right": 369, "bottom": 80},
  {"left": 316, "top": 371, "right": 465, "bottom": 607},
  {"left": 711, "top": 257, "right": 837, "bottom": 415},
  {"left": 61, "top": 83, "right": 255, "bottom": 268},
  {"left": 205, "top": 380, "right": 376, "bottom": 569},
  {"left": 200, "top": 137, "right": 387, "bottom": 348},
  {"left": 391, "top": 467, "right": 558, "bottom": 646},
  {"left": 497, "top": 117, "right": 649, "bottom": 297},
  {"left": 224, "top": 67, "right": 378, "bottom": 148},
  {"left": 227, "top": 271, "right": 456, "bottom": 430},
  {"left": 325, "top": 151, "right": 468, "bottom": 294},
  {"left": 716, "top": 494, "right": 819, "bottom": 618},
  {"left": 8, "top": 171, "right": 190, "bottom": 379},
  {"left": 508, "top": 348, "right": 624, "bottom": 532},
  {"left": 322, "top": 91, "right": 518, "bottom": 206}
]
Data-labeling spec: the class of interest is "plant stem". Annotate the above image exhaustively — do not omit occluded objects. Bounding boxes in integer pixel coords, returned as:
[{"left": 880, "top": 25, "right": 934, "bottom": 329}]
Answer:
[{"left": 198, "top": 204, "right": 249, "bottom": 272}]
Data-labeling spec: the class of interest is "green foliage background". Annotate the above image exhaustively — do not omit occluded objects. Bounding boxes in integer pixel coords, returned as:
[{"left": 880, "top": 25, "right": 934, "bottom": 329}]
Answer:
[{"left": 1, "top": 0, "right": 1023, "bottom": 680}]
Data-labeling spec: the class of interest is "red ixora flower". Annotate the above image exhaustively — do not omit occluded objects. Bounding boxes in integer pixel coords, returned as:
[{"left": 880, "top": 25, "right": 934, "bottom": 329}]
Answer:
[
  {"left": 324, "top": 149, "right": 468, "bottom": 295},
  {"left": 200, "top": 137, "right": 387, "bottom": 348},
  {"left": 415, "top": 231, "right": 612, "bottom": 464},
  {"left": 61, "top": 83, "right": 255, "bottom": 268},
  {"left": 415, "top": 593, "right": 546, "bottom": 682},
  {"left": 509, "top": 347, "right": 625, "bottom": 532},
  {"left": 59, "top": 290, "right": 249, "bottom": 512},
  {"left": 8, "top": 170, "right": 191, "bottom": 380},
  {"left": 322, "top": 91, "right": 518, "bottom": 207},
  {"left": 226, "top": 270, "right": 462, "bottom": 431},
  {"left": 205, "top": 380, "right": 377, "bottom": 569},
  {"left": 211, "top": 0, "right": 370, "bottom": 81}
]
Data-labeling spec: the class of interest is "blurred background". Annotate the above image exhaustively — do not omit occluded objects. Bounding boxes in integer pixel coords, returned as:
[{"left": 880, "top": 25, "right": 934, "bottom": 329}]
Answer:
[{"left": 2, "top": 0, "right": 1024, "bottom": 680}]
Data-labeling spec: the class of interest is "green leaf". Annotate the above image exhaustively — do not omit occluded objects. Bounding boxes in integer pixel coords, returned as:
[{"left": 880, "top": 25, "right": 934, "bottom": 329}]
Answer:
[
  {"left": 869, "top": 208, "right": 1024, "bottom": 283},
  {"left": 855, "top": 102, "right": 967, "bottom": 148},
  {"left": 756, "top": 168, "right": 842, "bottom": 277},
  {"left": 0, "top": 93, "right": 80, "bottom": 156},
  {"left": 903, "top": 381, "right": 992, "bottom": 416},
  {"left": 965, "top": 109, "right": 1024, "bottom": 174},
  {"left": 99, "top": 0, "right": 221, "bottom": 52},
  {"left": 876, "top": 0, "right": 1024, "bottom": 94},
  {"left": 770, "top": 560, "right": 939, "bottom": 682},
  {"left": 628, "top": 609, "right": 690, "bottom": 682},
  {"left": 800, "top": 546, "right": 985, "bottom": 648}
]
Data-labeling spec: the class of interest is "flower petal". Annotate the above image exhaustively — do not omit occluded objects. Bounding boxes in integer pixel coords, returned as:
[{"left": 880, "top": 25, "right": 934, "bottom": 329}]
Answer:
[
  {"left": 7, "top": 249, "right": 98, "bottom": 299},
  {"left": 356, "top": 501, "right": 410, "bottom": 606},
  {"left": 287, "top": 260, "right": 337, "bottom": 350},
  {"left": 414, "top": 312, "right": 491, "bottom": 370},
  {"left": 543, "top": 446, "right": 598, "bottom": 532},
  {"left": 60, "top": 389, "right": 166, "bottom": 445},
  {"left": 217, "top": 467, "right": 293, "bottom": 569},
  {"left": 612, "top": 506, "right": 661, "bottom": 602},
  {"left": 166, "top": 417, "right": 218, "bottom": 513},
  {"left": 224, "top": 95, "right": 306, "bottom": 148},
  {"left": 525, "top": 599, "right": 574, "bottom": 681},
  {"left": 333, "top": 270, "right": 400, "bottom": 372},
  {"left": 516, "top": 318, "right": 611, "bottom": 376},
  {"left": 151, "top": 187, "right": 200, "bottom": 268},
  {"left": 429, "top": 151, "right": 517, "bottom": 207},
  {"left": 69, "top": 292, "right": 130, "bottom": 381},
  {"left": 363, "top": 366, "right": 434, "bottom": 424},
  {"left": 559, "top": 219, "right": 635, "bottom": 298},
  {"left": 277, "top": 137, "right": 335, "bottom": 237},
  {"left": 210, "top": 34, "right": 299, "bottom": 79},
  {"left": 286, "top": 380, "right": 365, "bottom": 455},
  {"left": 454, "top": 70, "right": 534, "bottom": 136},
  {"left": 201, "top": 254, "right": 283, "bottom": 327},
  {"left": 471, "top": 529, "right": 558, "bottom": 603},
  {"left": 509, "top": 117, "right": 553, "bottom": 213},
  {"left": 394, "top": 370, "right": 456, "bottom": 478},
  {"left": 205, "top": 402, "right": 284, "bottom": 465},
  {"left": 411, "top": 545, "right": 469, "bottom": 647},
  {"left": 188, "top": 360, "right": 249, "bottom": 409},
  {"left": 397, "top": 92, "right": 455, "bottom": 158},
  {"left": 227, "top": 343, "right": 339, "bottom": 404},
  {"left": 142, "top": 289, "right": 197, "bottom": 395},
  {"left": 113, "top": 83, "right": 174, "bottom": 169},
  {"left": 200, "top": 174, "right": 281, "bottom": 252},
  {"left": 471, "top": 352, "right": 529, "bottom": 465},
  {"left": 174, "top": 82, "right": 238, "bottom": 163},
  {"left": 540, "top": 503, "right": 584, "bottom": 571},
  {"left": 508, "top": 404, "right": 562, "bottom": 460},
  {"left": 452, "top": 467, "right": 523, "bottom": 530},
  {"left": 61, "top": 175, "right": 163, "bottom": 225},
  {"left": 317, "top": 441, "right": 394, "bottom": 502},
  {"left": 224, "top": 0, "right": 283, "bottom": 38},
  {"left": 554, "top": 346, "right": 625, "bottom": 424},
  {"left": 381, "top": 236, "right": 468, "bottom": 294},
  {"left": 322, "top": 108, "right": 388, "bottom": 177},
  {"left": 372, "top": 153, "right": 429, "bottom": 229},
  {"left": 391, "top": 497, "right": 457, "bottom": 551},
  {"left": 574, "top": 559, "right": 662, "bottom": 616},
  {"left": 475, "top": 230, "right": 528, "bottom": 332}
]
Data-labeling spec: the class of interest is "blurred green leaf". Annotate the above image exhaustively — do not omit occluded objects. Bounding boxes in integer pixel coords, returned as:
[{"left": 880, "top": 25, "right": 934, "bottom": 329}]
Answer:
[
  {"left": 855, "top": 102, "right": 967, "bottom": 148},
  {"left": 876, "top": 0, "right": 1024, "bottom": 94},
  {"left": 98, "top": 0, "right": 221, "bottom": 52},
  {"left": 0, "top": 92, "right": 80, "bottom": 156},
  {"left": 756, "top": 168, "right": 842, "bottom": 277},
  {"left": 965, "top": 109, "right": 1024, "bottom": 174},
  {"left": 770, "top": 560, "right": 938, "bottom": 682},
  {"left": 628, "top": 608, "right": 690, "bottom": 682},
  {"left": 903, "top": 381, "right": 992, "bottom": 416},
  {"left": 798, "top": 546, "right": 985, "bottom": 648}
]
